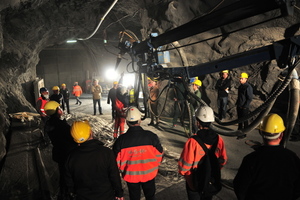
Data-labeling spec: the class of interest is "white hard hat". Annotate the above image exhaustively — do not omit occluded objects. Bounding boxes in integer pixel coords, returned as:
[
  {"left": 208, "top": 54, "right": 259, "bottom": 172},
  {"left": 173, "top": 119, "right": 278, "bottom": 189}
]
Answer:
[
  {"left": 195, "top": 106, "right": 215, "bottom": 122},
  {"left": 126, "top": 106, "right": 141, "bottom": 122}
]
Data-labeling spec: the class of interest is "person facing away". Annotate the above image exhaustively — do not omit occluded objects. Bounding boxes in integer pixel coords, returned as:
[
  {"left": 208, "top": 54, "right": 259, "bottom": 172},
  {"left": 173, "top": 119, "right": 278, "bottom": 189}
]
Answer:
[
  {"left": 113, "top": 106, "right": 163, "bottom": 200},
  {"left": 36, "top": 87, "right": 49, "bottom": 123},
  {"left": 60, "top": 83, "right": 70, "bottom": 114},
  {"left": 107, "top": 81, "right": 118, "bottom": 121},
  {"left": 44, "top": 101, "right": 77, "bottom": 199},
  {"left": 65, "top": 120, "right": 124, "bottom": 200},
  {"left": 237, "top": 72, "right": 253, "bottom": 130},
  {"left": 189, "top": 79, "right": 202, "bottom": 134},
  {"left": 91, "top": 79, "right": 103, "bottom": 115},
  {"left": 148, "top": 77, "right": 160, "bottom": 126},
  {"left": 233, "top": 113, "right": 300, "bottom": 200},
  {"left": 113, "top": 86, "right": 129, "bottom": 138},
  {"left": 178, "top": 105, "right": 227, "bottom": 200},
  {"left": 72, "top": 81, "right": 82, "bottom": 105},
  {"left": 215, "top": 70, "right": 231, "bottom": 121},
  {"left": 50, "top": 85, "right": 64, "bottom": 105}
]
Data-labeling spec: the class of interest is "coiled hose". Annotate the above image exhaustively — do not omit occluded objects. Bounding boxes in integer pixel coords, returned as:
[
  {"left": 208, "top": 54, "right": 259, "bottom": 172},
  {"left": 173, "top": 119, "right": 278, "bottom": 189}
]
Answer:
[{"left": 281, "top": 69, "right": 299, "bottom": 147}]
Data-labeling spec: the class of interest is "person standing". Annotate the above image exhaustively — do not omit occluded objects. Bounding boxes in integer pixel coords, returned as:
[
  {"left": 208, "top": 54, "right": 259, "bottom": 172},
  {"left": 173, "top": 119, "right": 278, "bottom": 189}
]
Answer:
[
  {"left": 189, "top": 79, "right": 202, "bottom": 134},
  {"left": 215, "top": 70, "right": 231, "bottom": 121},
  {"left": 233, "top": 113, "right": 300, "bottom": 200},
  {"left": 237, "top": 72, "right": 253, "bottom": 130},
  {"left": 72, "top": 82, "right": 82, "bottom": 105},
  {"left": 107, "top": 81, "right": 118, "bottom": 121},
  {"left": 50, "top": 86, "right": 64, "bottom": 105},
  {"left": 36, "top": 87, "right": 49, "bottom": 123},
  {"left": 44, "top": 101, "right": 77, "bottom": 199},
  {"left": 113, "top": 86, "right": 129, "bottom": 138},
  {"left": 113, "top": 107, "right": 163, "bottom": 200},
  {"left": 148, "top": 78, "right": 160, "bottom": 126},
  {"left": 65, "top": 120, "right": 124, "bottom": 200},
  {"left": 60, "top": 83, "right": 70, "bottom": 114},
  {"left": 91, "top": 79, "right": 103, "bottom": 115},
  {"left": 178, "top": 106, "right": 227, "bottom": 200}
]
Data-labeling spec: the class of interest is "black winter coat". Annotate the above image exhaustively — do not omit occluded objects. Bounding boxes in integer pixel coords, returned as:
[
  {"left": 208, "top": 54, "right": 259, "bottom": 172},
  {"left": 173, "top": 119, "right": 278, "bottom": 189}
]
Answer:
[
  {"left": 215, "top": 77, "right": 231, "bottom": 98},
  {"left": 233, "top": 145, "right": 300, "bottom": 200},
  {"left": 65, "top": 139, "right": 124, "bottom": 200},
  {"left": 237, "top": 82, "right": 253, "bottom": 108},
  {"left": 45, "top": 117, "right": 77, "bottom": 163}
]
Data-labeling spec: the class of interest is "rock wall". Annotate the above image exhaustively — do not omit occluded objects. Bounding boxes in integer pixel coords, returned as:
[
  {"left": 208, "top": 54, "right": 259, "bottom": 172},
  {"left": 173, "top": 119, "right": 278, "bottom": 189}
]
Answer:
[{"left": 0, "top": 0, "right": 300, "bottom": 160}]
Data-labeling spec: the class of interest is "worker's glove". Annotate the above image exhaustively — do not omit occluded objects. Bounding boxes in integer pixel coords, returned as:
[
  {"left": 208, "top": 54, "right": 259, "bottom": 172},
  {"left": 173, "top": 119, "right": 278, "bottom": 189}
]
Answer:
[{"left": 115, "top": 197, "right": 124, "bottom": 200}]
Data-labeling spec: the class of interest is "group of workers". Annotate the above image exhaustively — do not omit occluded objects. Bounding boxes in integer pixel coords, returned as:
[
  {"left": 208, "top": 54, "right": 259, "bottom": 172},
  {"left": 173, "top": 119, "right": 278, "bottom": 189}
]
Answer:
[
  {"left": 35, "top": 71, "right": 300, "bottom": 200},
  {"left": 170, "top": 70, "right": 252, "bottom": 132},
  {"left": 35, "top": 82, "right": 84, "bottom": 119},
  {"left": 42, "top": 100, "right": 163, "bottom": 200}
]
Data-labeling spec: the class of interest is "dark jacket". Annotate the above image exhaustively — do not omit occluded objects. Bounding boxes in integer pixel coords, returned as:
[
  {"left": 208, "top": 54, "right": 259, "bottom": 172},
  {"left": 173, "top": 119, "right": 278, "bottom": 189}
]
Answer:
[
  {"left": 61, "top": 88, "right": 70, "bottom": 101},
  {"left": 44, "top": 117, "right": 77, "bottom": 163},
  {"left": 65, "top": 139, "right": 124, "bottom": 200},
  {"left": 215, "top": 77, "right": 231, "bottom": 98},
  {"left": 237, "top": 82, "right": 253, "bottom": 108},
  {"left": 107, "top": 87, "right": 117, "bottom": 106},
  {"left": 50, "top": 93, "right": 64, "bottom": 105},
  {"left": 233, "top": 145, "right": 300, "bottom": 200}
]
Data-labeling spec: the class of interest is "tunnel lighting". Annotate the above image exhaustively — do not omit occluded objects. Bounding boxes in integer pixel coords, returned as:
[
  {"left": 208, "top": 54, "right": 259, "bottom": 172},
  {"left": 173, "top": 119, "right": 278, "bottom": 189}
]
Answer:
[
  {"left": 122, "top": 73, "right": 135, "bottom": 88},
  {"left": 66, "top": 39, "right": 77, "bottom": 43},
  {"left": 105, "top": 68, "right": 118, "bottom": 81}
]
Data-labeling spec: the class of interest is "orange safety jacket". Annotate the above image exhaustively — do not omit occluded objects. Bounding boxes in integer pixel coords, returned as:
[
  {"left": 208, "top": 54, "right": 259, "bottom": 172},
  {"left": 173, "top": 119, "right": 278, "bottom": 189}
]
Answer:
[
  {"left": 72, "top": 85, "right": 82, "bottom": 97},
  {"left": 178, "top": 134, "right": 227, "bottom": 176},
  {"left": 113, "top": 126, "right": 163, "bottom": 183},
  {"left": 36, "top": 96, "right": 48, "bottom": 116},
  {"left": 115, "top": 98, "right": 126, "bottom": 118}
]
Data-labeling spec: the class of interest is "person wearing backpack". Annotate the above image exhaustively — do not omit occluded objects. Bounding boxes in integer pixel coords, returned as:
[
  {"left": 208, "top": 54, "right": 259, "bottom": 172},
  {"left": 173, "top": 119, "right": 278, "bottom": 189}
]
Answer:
[{"left": 178, "top": 105, "right": 227, "bottom": 200}]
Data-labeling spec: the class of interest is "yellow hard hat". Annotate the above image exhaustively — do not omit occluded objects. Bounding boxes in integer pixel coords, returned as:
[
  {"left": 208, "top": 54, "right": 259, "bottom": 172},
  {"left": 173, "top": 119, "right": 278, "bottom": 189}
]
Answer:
[
  {"left": 52, "top": 86, "right": 60, "bottom": 91},
  {"left": 193, "top": 79, "right": 202, "bottom": 87},
  {"left": 222, "top": 70, "right": 229, "bottom": 73},
  {"left": 61, "top": 83, "right": 66, "bottom": 87},
  {"left": 44, "top": 101, "right": 60, "bottom": 116},
  {"left": 240, "top": 72, "right": 249, "bottom": 79},
  {"left": 259, "top": 114, "right": 285, "bottom": 139},
  {"left": 71, "top": 120, "right": 91, "bottom": 143},
  {"left": 113, "top": 81, "right": 118, "bottom": 85}
]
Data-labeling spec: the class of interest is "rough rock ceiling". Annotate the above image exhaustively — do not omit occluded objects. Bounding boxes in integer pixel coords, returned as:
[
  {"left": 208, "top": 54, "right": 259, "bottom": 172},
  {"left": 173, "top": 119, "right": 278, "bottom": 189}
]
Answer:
[{"left": 0, "top": 0, "right": 300, "bottom": 158}]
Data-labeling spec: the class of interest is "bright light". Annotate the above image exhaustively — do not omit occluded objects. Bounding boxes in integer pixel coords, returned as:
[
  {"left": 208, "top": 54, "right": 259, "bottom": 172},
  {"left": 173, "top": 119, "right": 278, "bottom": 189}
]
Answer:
[
  {"left": 123, "top": 73, "right": 135, "bottom": 88},
  {"left": 66, "top": 40, "right": 77, "bottom": 43},
  {"left": 105, "top": 68, "right": 118, "bottom": 81}
]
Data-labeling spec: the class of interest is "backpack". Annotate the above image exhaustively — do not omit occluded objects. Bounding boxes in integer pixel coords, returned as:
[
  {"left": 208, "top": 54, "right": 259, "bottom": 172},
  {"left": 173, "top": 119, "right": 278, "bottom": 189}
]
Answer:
[{"left": 192, "top": 135, "right": 222, "bottom": 198}]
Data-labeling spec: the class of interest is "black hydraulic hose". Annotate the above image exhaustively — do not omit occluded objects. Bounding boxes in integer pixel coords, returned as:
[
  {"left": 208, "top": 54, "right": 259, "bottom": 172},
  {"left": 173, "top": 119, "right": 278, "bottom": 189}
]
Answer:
[
  {"left": 148, "top": 83, "right": 173, "bottom": 119},
  {"left": 210, "top": 98, "right": 276, "bottom": 137},
  {"left": 281, "top": 72, "right": 299, "bottom": 147},
  {"left": 148, "top": 80, "right": 172, "bottom": 103},
  {"left": 139, "top": 73, "right": 149, "bottom": 120}
]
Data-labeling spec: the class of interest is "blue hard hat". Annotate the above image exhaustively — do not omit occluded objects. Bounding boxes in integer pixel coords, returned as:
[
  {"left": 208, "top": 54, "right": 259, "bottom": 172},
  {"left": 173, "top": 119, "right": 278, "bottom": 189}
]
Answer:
[{"left": 39, "top": 87, "right": 48, "bottom": 93}]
